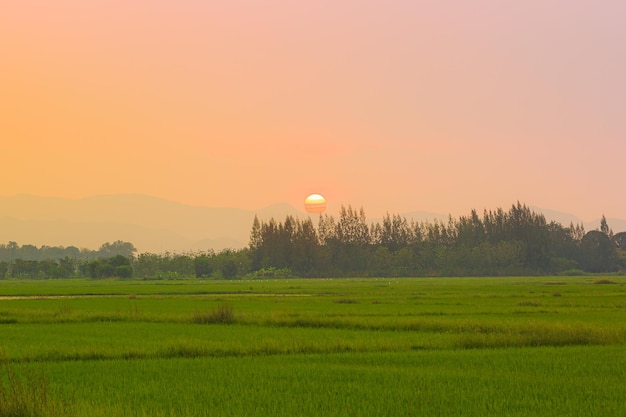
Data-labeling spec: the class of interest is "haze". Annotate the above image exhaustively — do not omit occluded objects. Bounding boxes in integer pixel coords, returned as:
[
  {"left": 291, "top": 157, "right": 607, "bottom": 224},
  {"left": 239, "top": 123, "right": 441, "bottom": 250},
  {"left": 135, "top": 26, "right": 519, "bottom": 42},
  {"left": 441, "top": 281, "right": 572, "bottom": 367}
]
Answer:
[{"left": 2, "top": 1, "right": 624, "bottom": 220}]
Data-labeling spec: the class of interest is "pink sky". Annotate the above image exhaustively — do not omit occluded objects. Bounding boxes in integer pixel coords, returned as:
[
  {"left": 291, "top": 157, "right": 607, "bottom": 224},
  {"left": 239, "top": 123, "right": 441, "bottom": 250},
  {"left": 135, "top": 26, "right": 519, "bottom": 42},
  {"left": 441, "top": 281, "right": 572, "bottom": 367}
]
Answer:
[{"left": 2, "top": 0, "right": 624, "bottom": 220}]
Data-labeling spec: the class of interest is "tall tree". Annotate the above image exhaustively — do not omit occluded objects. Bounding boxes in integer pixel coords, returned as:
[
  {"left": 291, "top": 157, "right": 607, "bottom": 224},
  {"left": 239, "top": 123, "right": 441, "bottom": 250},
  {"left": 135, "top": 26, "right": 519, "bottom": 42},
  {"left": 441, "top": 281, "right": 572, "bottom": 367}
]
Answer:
[
  {"left": 579, "top": 230, "right": 618, "bottom": 272},
  {"left": 249, "top": 215, "right": 263, "bottom": 270},
  {"left": 599, "top": 215, "right": 613, "bottom": 237}
]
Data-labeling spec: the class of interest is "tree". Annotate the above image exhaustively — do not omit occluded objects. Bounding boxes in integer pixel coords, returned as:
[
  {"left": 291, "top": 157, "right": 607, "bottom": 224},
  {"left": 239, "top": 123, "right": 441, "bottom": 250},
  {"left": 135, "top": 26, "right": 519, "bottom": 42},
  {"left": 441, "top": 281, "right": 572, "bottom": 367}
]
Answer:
[
  {"left": 0, "top": 261, "right": 8, "bottom": 279},
  {"left": 600, "top": 215, "right": 609, "bottom": 234},
  {"left": 86, "top": 256, "right": 132, "bottom": 278},
  {"left": 599, "top": 215, "right": 614, "bottom": 238},
  {"left": 291, "top": 217, "right": 319, "bottom": 275},
  {"left": 378, "top": 213, "right": 410, "bottom": 252},
  {"left": 337, "top": 205, "right": 369, "bottom": 245},
  {"left": 194, "top": 255, "right": 214, "bottom": 278},
  {"left": 613, "top": 232, "right": 626, "bottom": 271},
  {"left": 134, "top": 253, "right": 161, "bottom": 278},
  {"left": 57, "top": 257, "right": 76, "bottom": 278},
  {"left": 7, "top": 242, "right": 18, "bottom": 262},
  {"left": 545, "top": 222, "right": 580, "bottom": 273},
  {"left": 97, "top": 241, "right": 137, "bottom": 259},
  {"left": 335, "top": 206, "right": 371, "bottom": 275},
  {"left": 579, "top": 230, "right": 618, "bottom": 272},
  {"left": 614, "top": 232, "right": 626, "bottom": 250},
  {"left": 317, "top": 214, "right": 337, "bottom": 245},
  {"left": 249, "top": 215, "right": 263, "bottom": 270}
]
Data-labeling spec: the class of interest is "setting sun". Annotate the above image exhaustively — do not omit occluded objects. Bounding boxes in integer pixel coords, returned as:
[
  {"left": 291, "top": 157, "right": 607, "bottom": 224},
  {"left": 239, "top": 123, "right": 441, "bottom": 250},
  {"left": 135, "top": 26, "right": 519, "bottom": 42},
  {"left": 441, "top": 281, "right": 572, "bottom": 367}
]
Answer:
[{"left": 304, "top": 194, "right": 327, "bottom": 214}]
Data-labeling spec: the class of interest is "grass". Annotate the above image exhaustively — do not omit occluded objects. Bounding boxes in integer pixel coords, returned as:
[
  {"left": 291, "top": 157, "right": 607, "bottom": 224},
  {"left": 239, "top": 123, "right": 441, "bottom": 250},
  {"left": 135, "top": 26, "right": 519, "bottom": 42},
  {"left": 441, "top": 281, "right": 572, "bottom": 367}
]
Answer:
[
  {"left": 191, "top": 303, "right": 235, "bottom": 324},
  {"left": 0, "top": 354, "right": 73, "bottom": 417},
  {"left": 592, "top": 278, "right": 617, "bottom": 284},
  {"left": 11, "top": 346, "right": 626, "bottom": 417},
  {"left": 0, "top": 276, "right": 625, "bottom": 416}
]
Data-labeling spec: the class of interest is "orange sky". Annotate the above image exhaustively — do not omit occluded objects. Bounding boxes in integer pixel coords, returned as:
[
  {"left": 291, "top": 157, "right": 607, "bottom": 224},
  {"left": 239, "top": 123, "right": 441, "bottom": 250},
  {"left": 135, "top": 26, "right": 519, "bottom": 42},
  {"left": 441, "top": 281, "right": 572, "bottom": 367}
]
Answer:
[{"left": 2, "top": 0, "right": 625, "bottom": 220}]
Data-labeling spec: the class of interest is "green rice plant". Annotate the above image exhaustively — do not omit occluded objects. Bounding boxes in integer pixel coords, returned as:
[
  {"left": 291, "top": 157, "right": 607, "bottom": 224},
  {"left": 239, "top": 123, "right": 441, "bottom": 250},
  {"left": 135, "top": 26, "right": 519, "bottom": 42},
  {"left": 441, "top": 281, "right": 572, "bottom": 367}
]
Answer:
[
  {"left": 517, "top": 301, "right": 541, "bottom": 307},
  {"left": 24, "top": 346, "right": 626, "bottom": 417},
  {"left": 1, "top": 276, "right": 625, "bottom": 416},
  {"left": 454, "top": 322, "right": 624, "bottom": 349},
  {"left": 592, "top": 278, "right": 617, "bottom": 284},
  {"left": 191, "top": 303, "right": 234, "bottom": 324},
  {"left": 333, "top": 298, "right": 359, "bottom": 304},
  {"left": 0, "top": 354, "right": 73, "bottom": 417}
]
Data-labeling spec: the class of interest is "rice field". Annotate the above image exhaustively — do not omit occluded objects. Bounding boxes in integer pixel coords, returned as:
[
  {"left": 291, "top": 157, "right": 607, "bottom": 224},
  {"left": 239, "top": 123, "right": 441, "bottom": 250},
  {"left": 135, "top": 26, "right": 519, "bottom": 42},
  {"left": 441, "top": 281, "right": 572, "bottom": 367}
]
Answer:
[{"left": 1, "top": 276, "right": 625, "bottom": 416}]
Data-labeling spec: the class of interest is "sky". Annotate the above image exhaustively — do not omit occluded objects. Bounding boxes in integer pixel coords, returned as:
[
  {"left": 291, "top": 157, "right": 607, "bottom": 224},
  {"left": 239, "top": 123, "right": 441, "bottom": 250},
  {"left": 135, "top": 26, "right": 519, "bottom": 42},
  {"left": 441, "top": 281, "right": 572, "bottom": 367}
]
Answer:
[{"left": 2, "top": 0, "right": 625, "bottom": 221}]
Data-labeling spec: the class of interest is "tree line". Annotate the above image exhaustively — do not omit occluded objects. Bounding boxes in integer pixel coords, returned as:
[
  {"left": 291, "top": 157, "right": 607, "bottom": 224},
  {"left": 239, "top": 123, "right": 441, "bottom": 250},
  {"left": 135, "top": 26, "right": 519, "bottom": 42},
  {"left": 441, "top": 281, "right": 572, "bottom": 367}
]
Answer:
[
  {"left": 249, "top": 203, "right": 625, "bottom": 277},
  {"left": 0, "top": 241, "right": 137, "bottom": 279},
  {"left": 0, "top": 240, "right": 137, "bottom": 262},
  {"left": 1, "top": 203, "right": 625, "bottom": 279}
]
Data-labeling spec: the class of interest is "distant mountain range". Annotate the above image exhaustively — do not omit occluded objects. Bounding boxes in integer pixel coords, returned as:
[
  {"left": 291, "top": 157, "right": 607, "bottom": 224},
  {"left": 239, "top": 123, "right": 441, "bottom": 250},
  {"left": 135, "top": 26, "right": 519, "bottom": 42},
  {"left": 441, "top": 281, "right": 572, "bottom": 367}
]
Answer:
[{"left": 0, "top": 194, "right": 624, "bottom": 253}]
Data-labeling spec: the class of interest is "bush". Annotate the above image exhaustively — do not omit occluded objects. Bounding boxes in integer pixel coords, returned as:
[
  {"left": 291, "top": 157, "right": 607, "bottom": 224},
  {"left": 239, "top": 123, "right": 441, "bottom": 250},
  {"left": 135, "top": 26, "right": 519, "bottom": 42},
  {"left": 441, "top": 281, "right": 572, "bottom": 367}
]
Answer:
[
  {"left": 559, "top": 269, "right": 587, "bottom": 276},
  {"left": 114, "top": 265, "right": 133, "bottom": 278},
  {"left": 248, "top": 267, "right": 293, "bottom": 279}
]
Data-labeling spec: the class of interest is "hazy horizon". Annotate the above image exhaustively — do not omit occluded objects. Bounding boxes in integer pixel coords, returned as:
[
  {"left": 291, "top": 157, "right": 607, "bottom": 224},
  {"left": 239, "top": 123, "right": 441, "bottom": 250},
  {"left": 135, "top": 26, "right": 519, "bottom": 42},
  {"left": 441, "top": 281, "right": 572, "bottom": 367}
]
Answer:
[
  {"left": 2, "top": 1, "right": 624, "bottom": 221},
  {"left": 1, "top": 191, "right": 622, "bottom": 223},
  {"left": 1, "top": 192, "right": 624, "bottom": 254}
]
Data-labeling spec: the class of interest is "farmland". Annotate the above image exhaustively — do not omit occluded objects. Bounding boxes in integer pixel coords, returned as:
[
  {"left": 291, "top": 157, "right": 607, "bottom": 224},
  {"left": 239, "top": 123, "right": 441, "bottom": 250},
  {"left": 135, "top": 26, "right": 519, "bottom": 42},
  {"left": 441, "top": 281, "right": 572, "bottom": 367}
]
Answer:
[{"left": 1, "top": 276, "right": 625, "bottom": 416}]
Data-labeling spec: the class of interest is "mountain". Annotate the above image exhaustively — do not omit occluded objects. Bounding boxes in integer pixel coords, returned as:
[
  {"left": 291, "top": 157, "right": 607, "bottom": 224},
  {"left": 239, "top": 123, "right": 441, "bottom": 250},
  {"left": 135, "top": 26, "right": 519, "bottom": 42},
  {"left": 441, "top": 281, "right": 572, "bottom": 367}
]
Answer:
[{"left": 0, "top": 194, "right": 301, "bottom": 253}]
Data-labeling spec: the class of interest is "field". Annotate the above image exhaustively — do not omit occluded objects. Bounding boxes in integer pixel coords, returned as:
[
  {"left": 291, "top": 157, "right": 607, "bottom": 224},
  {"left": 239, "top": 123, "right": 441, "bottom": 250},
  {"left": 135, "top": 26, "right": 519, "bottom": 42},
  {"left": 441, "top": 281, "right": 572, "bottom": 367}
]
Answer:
[{"left": 1, "top": 276, "right": 625, "bottom": 416}]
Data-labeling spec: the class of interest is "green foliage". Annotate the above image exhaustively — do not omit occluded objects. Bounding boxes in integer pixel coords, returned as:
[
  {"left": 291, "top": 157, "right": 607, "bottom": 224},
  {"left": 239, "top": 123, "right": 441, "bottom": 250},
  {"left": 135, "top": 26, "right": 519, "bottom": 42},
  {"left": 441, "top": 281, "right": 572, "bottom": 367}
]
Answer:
[
  {"left": 248, "top": 202, "right": 621, "bottom": 277},
  {"left": 614, "top": 232, "right": 626, "bottom": 251},
  {"left": 0, "top": 241, "right": 139, "bottom": 280},
  {"left": 134, "top": 252, "right": 198, "bottom": 279},
  {"left": 0, "top": 241, "right": 135, "bottom": 263},
  {"left": 247, "top": 266, "right": 292, "bottom": 278},
  {"left": 548, "top": 257, "right": 578, "bottom": 274},
  {"left": 579, "top": 231, "right": 619, "bottom": 272},
  {"left": 192, "top": 255, "right": 213, "bottom": 278},
  {"left": 219, "top": 259, "right": 238, "bottom": 279},
  {"left": 86, "top": 256, "right": 133, "bottom": 279},
  {"left": 1, "top": 203, "right": 623, "bottom": 280},
  {"left": 559, "top": 269, "right": 587, "bottom": 276}
]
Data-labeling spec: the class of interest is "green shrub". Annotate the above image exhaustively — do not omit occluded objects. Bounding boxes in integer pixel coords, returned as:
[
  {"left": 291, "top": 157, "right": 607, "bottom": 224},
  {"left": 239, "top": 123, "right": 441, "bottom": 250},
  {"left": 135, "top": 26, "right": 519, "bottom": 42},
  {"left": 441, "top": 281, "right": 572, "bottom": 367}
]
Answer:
[
  {"left": 248, "top": 267, "right": 293, "bottom": 279},
  {"left": 559, "top": 269, "right": 587, "bottom": 276}
]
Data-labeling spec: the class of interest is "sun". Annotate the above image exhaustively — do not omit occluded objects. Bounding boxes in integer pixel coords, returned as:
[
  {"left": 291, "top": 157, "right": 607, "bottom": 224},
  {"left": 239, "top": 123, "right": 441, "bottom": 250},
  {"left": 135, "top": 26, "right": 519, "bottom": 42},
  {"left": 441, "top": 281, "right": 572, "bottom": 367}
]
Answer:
[{"left": 304, "top": 194, "right": 326, "bottom": 214}]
